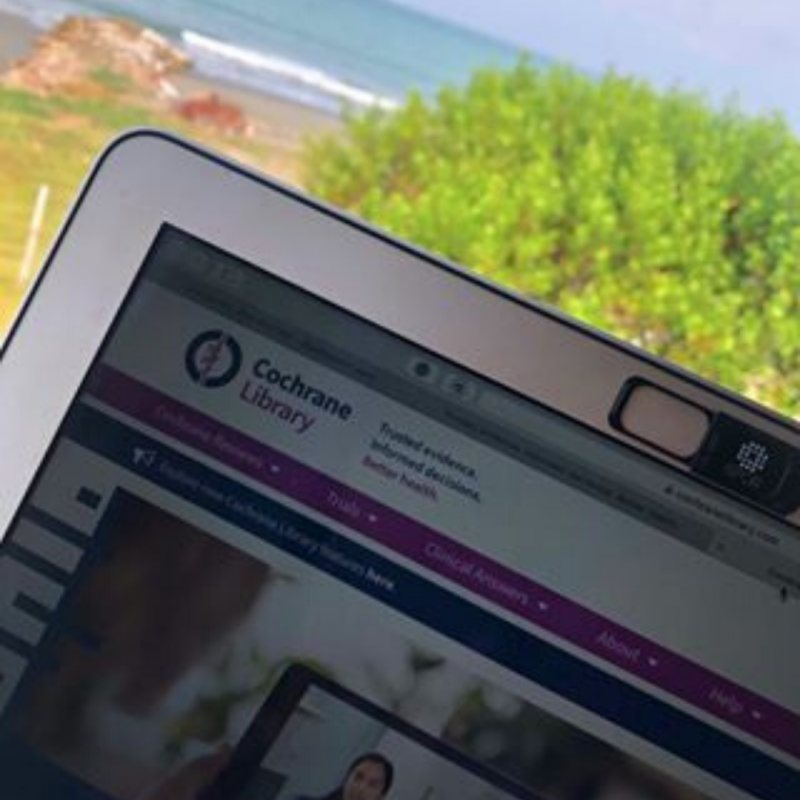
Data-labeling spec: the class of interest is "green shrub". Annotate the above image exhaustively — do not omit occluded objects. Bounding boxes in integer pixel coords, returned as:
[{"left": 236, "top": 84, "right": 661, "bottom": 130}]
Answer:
[{"left": 305, "top": 63, "right": 800, "bottom": 417}]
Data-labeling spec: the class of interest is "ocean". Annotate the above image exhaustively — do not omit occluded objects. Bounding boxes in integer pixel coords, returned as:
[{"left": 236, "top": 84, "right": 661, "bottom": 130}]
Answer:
[{"left": 0, "top": 0, "right": 533, "bottom": 113}]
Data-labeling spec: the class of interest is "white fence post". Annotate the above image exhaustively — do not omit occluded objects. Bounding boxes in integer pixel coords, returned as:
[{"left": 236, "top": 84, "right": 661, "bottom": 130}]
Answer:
[{"left": 19, "top": 185, "right": 50, "bottom": 284}]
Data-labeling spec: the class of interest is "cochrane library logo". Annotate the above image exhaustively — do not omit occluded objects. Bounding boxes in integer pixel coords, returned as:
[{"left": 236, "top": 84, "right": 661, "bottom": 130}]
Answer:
[
  {"left": 184, "top": 328, "right": 355, "bottom": 434},
  {"left": 185, "top": 330, "right": 243, "bottom": 388}
]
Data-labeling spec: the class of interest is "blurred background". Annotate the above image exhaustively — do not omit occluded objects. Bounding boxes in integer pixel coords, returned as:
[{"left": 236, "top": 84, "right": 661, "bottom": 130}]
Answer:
[{"left": 0, "top": 0, "right": 798, "bottom": 418}]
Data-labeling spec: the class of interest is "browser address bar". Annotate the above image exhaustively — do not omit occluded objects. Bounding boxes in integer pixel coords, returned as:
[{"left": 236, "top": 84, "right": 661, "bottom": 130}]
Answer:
[{"left": 474, "top": 386, "right": 716, "bottom": 551}]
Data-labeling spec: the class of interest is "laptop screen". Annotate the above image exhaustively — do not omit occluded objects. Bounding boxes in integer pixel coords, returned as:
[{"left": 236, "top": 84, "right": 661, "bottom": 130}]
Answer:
[{"left": 0, "top": 225, "right": 797, "bottom": 800}]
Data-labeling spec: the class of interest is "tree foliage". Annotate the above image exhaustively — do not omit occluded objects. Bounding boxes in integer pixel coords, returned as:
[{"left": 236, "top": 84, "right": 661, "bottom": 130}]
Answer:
[{"left": 305, "top": 63, "right": 800, "bottom": 417}]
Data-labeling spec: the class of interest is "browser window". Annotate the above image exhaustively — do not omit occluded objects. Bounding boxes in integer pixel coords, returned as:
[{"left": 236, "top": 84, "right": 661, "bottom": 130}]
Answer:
[{"left": 0, "top": 226, "right": 796, "bottom": 800}]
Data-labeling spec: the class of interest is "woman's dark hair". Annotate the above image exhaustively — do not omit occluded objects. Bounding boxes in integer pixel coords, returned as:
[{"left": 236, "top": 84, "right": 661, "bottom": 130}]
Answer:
[{"left": 321, "top": 752, "right": 395, "bottom": 800}]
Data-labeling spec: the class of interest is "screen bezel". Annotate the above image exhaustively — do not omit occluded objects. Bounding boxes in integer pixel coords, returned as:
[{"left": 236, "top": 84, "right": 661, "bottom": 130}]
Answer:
[{"left": 0, "top": 129, "right": 798, "bottom": 541}]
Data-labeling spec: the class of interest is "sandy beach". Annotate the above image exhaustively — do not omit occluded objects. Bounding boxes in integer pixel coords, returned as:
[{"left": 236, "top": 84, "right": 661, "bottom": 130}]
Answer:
[
  {"left": 173, "top": 71, "right": 343, "bottom": 182},
  {"left": 0, "top": 8, "right": 343, "bottom": 183}
]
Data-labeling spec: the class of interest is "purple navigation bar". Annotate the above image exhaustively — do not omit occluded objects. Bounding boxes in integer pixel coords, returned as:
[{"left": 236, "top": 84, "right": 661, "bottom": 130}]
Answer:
[{"left": 89, "top": 364, "right": 800, "bottom": 759}]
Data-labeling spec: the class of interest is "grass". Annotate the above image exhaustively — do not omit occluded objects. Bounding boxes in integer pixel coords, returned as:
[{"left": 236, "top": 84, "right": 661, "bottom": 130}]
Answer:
[{"left": 0, "top": 87, "right": 269, "bottom": 334}]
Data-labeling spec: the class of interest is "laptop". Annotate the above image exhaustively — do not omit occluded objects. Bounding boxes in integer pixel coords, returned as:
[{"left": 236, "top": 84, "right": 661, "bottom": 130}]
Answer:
[{"left": 0, "top": 131, "right": 796, "bottom": 800}]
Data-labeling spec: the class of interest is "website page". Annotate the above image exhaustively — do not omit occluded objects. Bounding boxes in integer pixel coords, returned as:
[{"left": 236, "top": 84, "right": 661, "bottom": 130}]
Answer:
[{"left": 0, "top": 226, "right": 798, "bottom": 800}]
